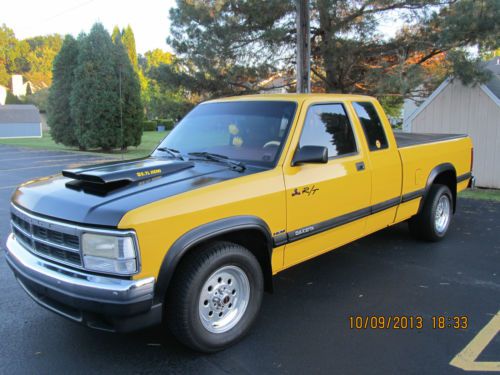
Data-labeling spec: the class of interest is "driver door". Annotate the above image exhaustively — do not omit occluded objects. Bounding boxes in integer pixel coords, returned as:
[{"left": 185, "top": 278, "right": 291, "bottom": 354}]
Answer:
[{"left": 283, "top": 101, "right": 372, "bottom": 267}]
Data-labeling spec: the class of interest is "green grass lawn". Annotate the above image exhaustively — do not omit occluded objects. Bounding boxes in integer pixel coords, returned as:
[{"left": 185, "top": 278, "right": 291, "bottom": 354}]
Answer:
[
  {"left": 459, "top": 188, "right": 500, "bottom": 202},
  {"left": 0, "top": 131, "right": 169, "bottom": 159}
]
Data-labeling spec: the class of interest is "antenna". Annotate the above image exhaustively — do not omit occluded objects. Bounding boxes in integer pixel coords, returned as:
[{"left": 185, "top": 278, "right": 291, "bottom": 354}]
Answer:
[{"left": 119, "top": 65, "right": 124, "bottom": 160}]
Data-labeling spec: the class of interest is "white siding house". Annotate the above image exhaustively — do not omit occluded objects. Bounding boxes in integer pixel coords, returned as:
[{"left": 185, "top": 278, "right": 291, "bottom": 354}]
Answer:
[
  {"left": 259, "top": 73, "right": 291, "bottom": 94},
  {"left": 403, "top": 58, "right": 500, "bottom": 189},
  {"left": 0, "top": 85, "right": 6, "bottom": 105},
  {"left": 11, "top": 74, "right": 33, "bottom": 97}
]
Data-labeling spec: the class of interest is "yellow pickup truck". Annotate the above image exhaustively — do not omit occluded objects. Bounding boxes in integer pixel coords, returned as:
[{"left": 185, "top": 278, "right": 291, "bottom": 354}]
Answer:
[{"left": 6, "top": 94, "right": 473, "bottom": 352}]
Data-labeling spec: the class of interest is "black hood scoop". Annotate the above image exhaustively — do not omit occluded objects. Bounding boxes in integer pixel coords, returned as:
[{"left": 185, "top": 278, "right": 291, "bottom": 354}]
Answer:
[
  {"left": 62, "top": 157, "right": 194, "bottom": 185},
  {"left": 14, "top": 155, "right": 257, "bottom": 226}
]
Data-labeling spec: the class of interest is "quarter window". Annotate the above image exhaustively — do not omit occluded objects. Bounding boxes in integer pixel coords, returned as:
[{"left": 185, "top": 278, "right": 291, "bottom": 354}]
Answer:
[
  {"left": 299, "top": 104, "right": 357, "bottom": 158},
  {"left": 353, "top": 102, "right": 388, "bottom": 151}
]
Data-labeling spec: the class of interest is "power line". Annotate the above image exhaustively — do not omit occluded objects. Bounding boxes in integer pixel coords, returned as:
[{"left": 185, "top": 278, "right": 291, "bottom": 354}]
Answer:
[
  {"left": 38, "top": 0, "right": 96, "bottom": 25},
  {"left": 12, "top": 0, "right": 98, "bottom": 36}
]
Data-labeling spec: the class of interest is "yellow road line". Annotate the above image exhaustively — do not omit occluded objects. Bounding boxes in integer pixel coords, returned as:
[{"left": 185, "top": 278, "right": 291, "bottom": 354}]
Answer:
[{"left": 450, "top": 311, "right": 500, "bottom": 372}]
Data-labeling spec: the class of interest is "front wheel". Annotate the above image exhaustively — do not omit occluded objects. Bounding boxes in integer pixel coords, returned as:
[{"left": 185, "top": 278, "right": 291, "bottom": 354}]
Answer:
[
  {"left": 166, "top": 241, "right": 264, "bottom": 352},
  {"left": 409, "top": 184, "right": 453, "bottom": 242}
]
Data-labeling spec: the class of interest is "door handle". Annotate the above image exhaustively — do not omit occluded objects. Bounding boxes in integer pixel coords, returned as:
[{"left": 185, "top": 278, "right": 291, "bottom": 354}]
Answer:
[{"left": 356, "top": 162, "right": 365, "bottom": 171}]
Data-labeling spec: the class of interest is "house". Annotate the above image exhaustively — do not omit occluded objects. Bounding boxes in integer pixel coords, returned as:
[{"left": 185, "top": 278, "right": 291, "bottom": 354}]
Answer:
[
  {"left": 403, "top": 57, "right": 500, "bottom": 189},
  {"left": 0, "top": 104, "right": 42, "bottom": 139},
  {"left": 11, "top": 75, "right": 33, "bottom": 97},
  {"left": 259, "top": 73, "right": 292, "bottom": 94},
  {"left": 0, "top": 85, "right": 6, "bottom": 105}
]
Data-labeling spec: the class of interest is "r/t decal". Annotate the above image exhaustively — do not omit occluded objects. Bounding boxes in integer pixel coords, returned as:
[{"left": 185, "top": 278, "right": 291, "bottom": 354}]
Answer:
[{"left": 292, "top": 185, "right": 319, "bottom": 197}]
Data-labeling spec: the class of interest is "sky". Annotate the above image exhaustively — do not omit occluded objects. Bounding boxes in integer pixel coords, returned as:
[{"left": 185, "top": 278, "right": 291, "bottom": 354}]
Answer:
[
  {"left": 1, "top": 0, "right": 177, "bottom": 54},
  {"left": 2, "top": 0, "right": 403, "bottom": 55}
]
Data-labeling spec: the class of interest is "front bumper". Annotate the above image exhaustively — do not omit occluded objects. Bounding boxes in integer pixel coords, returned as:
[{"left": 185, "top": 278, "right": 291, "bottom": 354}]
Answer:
[{"left": 5, "top": 233, "right": 162, "bottom": 332}]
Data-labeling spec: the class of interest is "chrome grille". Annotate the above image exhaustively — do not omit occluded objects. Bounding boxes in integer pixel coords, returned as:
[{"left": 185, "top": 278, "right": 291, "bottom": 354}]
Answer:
[{"left": 10, "top": 206, "right": 83, "bottom": 268}]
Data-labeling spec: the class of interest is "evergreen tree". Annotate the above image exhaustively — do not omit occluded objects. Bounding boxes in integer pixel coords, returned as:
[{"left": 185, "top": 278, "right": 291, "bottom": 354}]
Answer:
[
  {"left": 111, "top": 26, "right": 122, "bottom": 44},
  {"left": 70, "top": 23, "right": 122, "bottom": 151},
  {"left": 113, "top": 36, "right": 143, "bottom": 148},
  {"left": 166, "top": 0, "right": 499, "bottom": 101},
  {"left": 113, "top": 25, "right": 148, "bottom": 110},
  {"left": 121, "top": 25, "right": 139, "bottom": 71},
  {"left": 166, "top": 0, "right": 291, "bottom": 98},
  {"left": 47, "top": 35, "right": 79, "bottom": 147}
]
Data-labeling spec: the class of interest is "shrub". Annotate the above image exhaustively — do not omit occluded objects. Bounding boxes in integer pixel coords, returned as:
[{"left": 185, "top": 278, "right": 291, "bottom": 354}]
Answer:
[
  {"left": 5, "top": 91, "right": 23, "bottom": 104},
  {"left": 25, "top": 88, "right": 49, "bottom": 113},
  {"left": 143, "top": 120, "right": 157, "bottom": 131}
]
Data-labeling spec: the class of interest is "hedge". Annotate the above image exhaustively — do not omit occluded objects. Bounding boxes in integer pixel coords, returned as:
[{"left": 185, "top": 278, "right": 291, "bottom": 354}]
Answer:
[
  {"left": 143, "top": 119, "right": 176, "bottom": 132},
  {"left": 143, "top": 120, "right": 157, "bottom": 131}
]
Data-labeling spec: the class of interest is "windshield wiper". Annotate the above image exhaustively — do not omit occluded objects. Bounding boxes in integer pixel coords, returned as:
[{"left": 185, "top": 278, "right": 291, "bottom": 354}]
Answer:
[
  {"left": 188, "top": 152, "right": 246, "bottom": 172},
  {"left": 156, "top": 147, "right": 185, "bottom": 161}
]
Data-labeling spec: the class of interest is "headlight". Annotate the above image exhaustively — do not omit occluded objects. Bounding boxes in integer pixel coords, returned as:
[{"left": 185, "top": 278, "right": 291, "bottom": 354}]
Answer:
[{"left": 81, "top": 233, "right": 138, "bottom": 275}]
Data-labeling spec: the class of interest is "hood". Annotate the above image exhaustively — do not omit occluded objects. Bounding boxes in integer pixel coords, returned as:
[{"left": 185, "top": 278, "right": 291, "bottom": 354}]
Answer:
[{"left": 12, "top": 157, "right": 257, "bottom": 227}]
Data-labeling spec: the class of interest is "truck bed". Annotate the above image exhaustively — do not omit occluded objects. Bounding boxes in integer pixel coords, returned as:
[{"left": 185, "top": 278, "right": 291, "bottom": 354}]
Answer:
[{"left": 395, "top": 132, "right": 467, "bottom": 148}]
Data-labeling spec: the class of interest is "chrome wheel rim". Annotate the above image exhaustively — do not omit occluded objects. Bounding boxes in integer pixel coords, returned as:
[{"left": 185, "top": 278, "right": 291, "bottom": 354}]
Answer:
[
  {"left": 198, "top": 265, "right": 250, "bottom": 334},
  {"left": 435, "top": 195, "right": 451, "bottom": 234}
]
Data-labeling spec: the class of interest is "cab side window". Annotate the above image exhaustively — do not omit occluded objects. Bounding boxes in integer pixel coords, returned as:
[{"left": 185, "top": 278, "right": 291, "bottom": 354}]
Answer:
[
  {"left": 353, "top": 102, "right": 388, "bottom": 151},
  {"left": 300, "top": 104, "right": 357, "bottom": 158}
]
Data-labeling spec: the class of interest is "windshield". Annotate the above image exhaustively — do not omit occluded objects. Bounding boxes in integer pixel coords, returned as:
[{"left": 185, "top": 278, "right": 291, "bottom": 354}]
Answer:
[{"left": 153, "top": 101, "right": 297, "bottom": 167}]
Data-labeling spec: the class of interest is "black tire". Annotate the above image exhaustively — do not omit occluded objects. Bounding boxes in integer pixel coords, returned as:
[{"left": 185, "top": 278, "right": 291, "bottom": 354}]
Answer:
[
  {"left": 165, "top": 241, "right": 264, "bottom": 353},
  {"left": 408, "top": 184, "right": 453, "bottom": 242}
]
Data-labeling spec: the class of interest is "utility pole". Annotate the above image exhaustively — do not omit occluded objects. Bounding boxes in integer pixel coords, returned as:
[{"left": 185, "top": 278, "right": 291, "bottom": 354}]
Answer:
[{"left": 296, "top": 0, "right": 310, "bottom": 93}]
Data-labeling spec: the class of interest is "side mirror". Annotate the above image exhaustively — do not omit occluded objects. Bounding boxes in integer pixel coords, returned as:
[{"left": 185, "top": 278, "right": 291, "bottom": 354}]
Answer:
[{"left": 292, "top": 146, "right": 328, "bottom": 166}]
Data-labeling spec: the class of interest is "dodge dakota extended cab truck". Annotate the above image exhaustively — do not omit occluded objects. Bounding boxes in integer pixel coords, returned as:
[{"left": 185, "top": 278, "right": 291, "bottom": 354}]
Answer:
[{"left": 5, "top": 94, "right": 473, "bottom": 352}]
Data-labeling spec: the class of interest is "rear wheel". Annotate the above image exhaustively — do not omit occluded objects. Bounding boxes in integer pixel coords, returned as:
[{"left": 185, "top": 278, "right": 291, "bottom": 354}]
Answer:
[
  {"left": 409, "top": 184, "right": 453, "bottom": 242},
  {"left": 166, "top": 241, "right": 263, "bottom": 352}
]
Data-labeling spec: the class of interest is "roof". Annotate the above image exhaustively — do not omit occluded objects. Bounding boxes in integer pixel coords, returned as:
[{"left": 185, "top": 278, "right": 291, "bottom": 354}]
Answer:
[
  {"left": 404, "top": 58, "right": 500, "bottom": 130},
  {"left": 481, "top": 57, "right": 500, "bottom": 100},
  {"left": 484, "top": 73, "right": 500, "bottom": 101},
  {"left": 206, "top": 93, "right": 376, "bottom": 103},
  {"left": 0, "top": 105, "right": 41, "bottom": 124},
  {"left": 484, "top": 57, "right": 500, "bottom": 75}
]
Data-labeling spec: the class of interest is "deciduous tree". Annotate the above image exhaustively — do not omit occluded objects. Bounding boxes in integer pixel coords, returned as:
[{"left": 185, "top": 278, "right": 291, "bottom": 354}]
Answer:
[
  {"left": 138, "top": 49, "right": 190, "bottom": 119},
  {"left": 0, "top": 24, "right": 62, "bottom": 88}
]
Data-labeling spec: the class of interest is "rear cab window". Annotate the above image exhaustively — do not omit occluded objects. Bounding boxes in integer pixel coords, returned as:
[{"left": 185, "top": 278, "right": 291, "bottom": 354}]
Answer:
[
  {"left": 352, "top": 102, "right": 388, "bottom": 151},
  {"left": 299, "top": 103, "right": 357, "bottom": 159}
]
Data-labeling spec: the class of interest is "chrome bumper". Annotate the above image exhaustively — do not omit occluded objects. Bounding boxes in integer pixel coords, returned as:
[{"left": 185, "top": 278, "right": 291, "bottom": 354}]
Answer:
[{"left": 5, "top": 233, "right": 160, "bottom": 331}]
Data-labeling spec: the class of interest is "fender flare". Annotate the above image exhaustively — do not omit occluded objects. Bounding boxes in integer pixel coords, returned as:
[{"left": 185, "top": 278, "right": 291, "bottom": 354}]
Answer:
[
  {"left": 154, "top": 215, "right": 273, "bottom": 303},
  {"left": 418, "top": 163, "right": 457, "bottom": 213}
]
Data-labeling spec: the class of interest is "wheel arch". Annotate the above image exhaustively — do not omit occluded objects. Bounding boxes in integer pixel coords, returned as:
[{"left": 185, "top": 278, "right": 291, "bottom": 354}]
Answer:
[
  {"left": 154, "top": 216, "right": 274, "bottom": 304},
  {"left": 419, "top": 163, "right": 457, "bottom": 214}
]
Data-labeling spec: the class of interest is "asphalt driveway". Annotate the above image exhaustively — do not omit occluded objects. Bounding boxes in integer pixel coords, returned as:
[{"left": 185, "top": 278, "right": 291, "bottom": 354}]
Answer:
[{"left": 0, "top": 145, "right": 498, "bottom": 374}]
